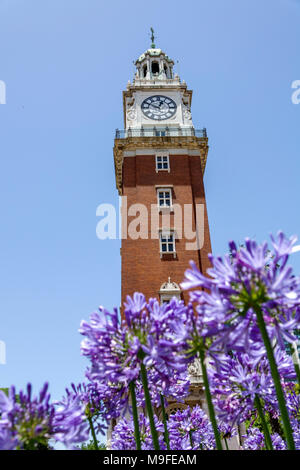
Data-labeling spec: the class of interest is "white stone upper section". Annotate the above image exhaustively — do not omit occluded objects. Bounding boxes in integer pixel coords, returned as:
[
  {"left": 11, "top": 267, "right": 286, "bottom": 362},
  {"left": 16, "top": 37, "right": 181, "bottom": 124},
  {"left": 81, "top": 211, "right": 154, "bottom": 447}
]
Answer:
[
  {"left": 134, "top": 48, "right": 174, "bottom": 81},
  {"left": 125, "top": 89, "right": 193, "bottom": 129},
  {"left": 124, "top": 48, "right": 194, "bottom": 129}
]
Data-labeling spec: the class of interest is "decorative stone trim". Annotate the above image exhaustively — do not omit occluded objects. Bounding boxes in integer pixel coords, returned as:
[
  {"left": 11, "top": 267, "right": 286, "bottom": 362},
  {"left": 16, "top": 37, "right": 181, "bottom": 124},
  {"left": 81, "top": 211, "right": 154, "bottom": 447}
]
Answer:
[
  {"left": 113, "top": 136, "right": 209, "bottom": 194},
  {"left": 188, "top": 358, "right": 203, "bottom": 385}
]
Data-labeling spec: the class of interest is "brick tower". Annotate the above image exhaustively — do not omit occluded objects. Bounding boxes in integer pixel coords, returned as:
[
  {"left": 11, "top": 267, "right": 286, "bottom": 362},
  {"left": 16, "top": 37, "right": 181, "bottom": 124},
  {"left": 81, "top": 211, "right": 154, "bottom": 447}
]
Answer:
[
  {"left": 109, "top": 40, "right": 242, "bottom": 448},
  {"left": 113, "top": 39, "right": 212, "bottom": 307}
]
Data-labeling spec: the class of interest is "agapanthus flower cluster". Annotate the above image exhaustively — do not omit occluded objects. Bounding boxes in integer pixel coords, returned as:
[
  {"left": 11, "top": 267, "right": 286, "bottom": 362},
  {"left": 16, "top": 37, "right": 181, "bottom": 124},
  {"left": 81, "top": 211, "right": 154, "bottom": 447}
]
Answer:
[
  {"left": 167, "top": 405, "right": 215, "bottom": 450},
  {"left": 85, "top": 372, "right": 128, "bottom": 421},
  {"left": 135, "top": 369, "right": 190, "bottom": 408},
  {"left": 2, "top": 232, "right": 300, "bottom": 451},
  {"left": 181, "top": 232, "right": 300, "bottom": 356},
  {"left": 53, "top": 391, "right": 90, "bottom": 448},
  {"left": 0, "top": 383, "right": 89, "bottom": 450},
  {"left": 208, "top": 349, "right": 296, "bottom": 425},
  {"left": 111, "top": 406, "right": 215, "bottom": 451},
  {"left": 79, "top": 295, "right": 192, "bottom": 418},
  {"left": 68, "top": 382, "right": 102, "bottom": 414},
  {"left": 64, "top": 381, "right": 107, "bottom": 436},
  {"left": 242, "top": 427, "right": 286, "bottom": 450},
  {"left": 284, "top": 386, "right": 300, "bottom": 447},
  {"left": 111, "top": 413, "right": 165, "bottom": 450},
  {"left": 291, "top": 419, "right": 300, "bottom": 449},
  {"left": 66, "top": 382, "right": 107, "bottom": 434}
]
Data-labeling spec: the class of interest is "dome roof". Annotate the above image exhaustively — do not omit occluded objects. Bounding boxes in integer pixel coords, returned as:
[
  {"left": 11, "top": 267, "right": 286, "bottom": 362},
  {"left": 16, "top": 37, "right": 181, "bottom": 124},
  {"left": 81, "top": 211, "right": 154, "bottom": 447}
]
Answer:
[{"left": 135, "top": 48, "right": 174, "bottom": 65}]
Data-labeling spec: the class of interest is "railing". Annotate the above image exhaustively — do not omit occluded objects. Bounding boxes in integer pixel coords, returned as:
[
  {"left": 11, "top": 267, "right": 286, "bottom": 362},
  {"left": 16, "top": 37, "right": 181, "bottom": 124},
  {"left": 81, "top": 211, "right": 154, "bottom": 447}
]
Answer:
[{"left": 115, "top": 127, "right": 207, "bottom": 139}]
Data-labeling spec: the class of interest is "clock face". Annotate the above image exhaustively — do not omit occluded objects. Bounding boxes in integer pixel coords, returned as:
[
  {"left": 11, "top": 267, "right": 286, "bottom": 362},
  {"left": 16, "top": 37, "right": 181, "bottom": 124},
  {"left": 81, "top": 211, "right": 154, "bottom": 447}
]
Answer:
[{"left": 141, "top": 95, "right": 177, "bottom": 121}]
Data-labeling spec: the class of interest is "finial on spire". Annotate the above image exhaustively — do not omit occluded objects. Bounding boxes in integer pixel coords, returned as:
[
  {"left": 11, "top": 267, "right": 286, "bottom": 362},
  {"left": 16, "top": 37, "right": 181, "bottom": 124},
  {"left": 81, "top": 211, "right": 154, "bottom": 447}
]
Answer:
[{"left": 150, "top": 27, "right": 155, "bottom": 48}]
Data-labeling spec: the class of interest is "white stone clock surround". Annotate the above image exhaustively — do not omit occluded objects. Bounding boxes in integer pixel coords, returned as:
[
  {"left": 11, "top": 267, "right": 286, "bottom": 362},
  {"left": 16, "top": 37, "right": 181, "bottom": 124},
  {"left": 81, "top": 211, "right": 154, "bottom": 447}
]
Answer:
[{"left": 125, "top": 90, "right": 194, "bottom": 129}]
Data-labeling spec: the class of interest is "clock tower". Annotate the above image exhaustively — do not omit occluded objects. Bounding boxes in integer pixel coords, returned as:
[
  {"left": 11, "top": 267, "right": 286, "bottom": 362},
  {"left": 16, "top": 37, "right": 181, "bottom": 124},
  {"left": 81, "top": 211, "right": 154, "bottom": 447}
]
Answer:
[{"left": 113, "top": 37, "right": 212, "bottom": 308}]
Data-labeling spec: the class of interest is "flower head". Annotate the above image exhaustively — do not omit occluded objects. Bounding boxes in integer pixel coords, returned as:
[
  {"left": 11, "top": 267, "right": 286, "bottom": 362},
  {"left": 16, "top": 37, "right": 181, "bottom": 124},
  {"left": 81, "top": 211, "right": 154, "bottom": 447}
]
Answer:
[
  {"left": 79, "top": 295, "right": 191, "bottom": 418},
  {"left": 111, "top": 413, "right": 165, "bottom": 450},
  {"left": 182, "top": 232, "right": 300, "bottom": 356},
  {"left": 0, "top": 383, "right": 88, "bottom": 450},
  {"left": 208, "top": 349, "right": 296, "bottom": 425},
  {"left": 167, "top": 405, "right": 215, "bottom": 450}
]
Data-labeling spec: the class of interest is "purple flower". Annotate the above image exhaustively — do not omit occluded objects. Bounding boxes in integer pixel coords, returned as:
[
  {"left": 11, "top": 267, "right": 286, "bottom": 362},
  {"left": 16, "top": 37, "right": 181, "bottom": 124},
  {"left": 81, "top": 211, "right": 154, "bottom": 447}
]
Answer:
[
  {"left": 0, "top": 425, "right": 19, "bottom": 450},
  {"left": 79, "top": 305, "right": 140, "bottom": 385},
  {"left": 182, "top": 233, "right": 300, "bottom": 356},
  {"left": 65, "top": 381, "right": 108, "bottom": 436},
  {"left": 53, "top": 393, "right": 89, "bottom": 448},
  {"left": 142, "top": 335, "right": 186, "bottom": 375},
  {"left": 111, "top": 413, "right": 165, "bottom": 450},
  {"left": 242, "top": 427, "right": 286, "bottom": 450},
  {"left": 242, "top": 427, "right": 265, "bottom": 450},
  {"left": 79, "top": 295, "right": 191, "bottom": 418},
  {"left": 124, "top": 292, "right": 147, "bottom": 326},
  {"left": 167, "top": 405, "right": 215, "bottom": 450},
  {"left": 0, "top": 390, "right": 13, "bottom": 414},
  {"left": 270, "top": 232, "right": 298, "bottom": 260},
  {"left": 271, "top": 433, "right": 286, "bottom": 450},
  {"left": 135, "top": 369, "right": 190, "bottom": 408},
  {"left": 0, "top": 383, "right": 88, "bottom": 449},
  {"left": 291, "top": 419, "right": 300, "bottom": 449},
  {"left": 208, "top": 349, "right": 296, "bottom": 425}
]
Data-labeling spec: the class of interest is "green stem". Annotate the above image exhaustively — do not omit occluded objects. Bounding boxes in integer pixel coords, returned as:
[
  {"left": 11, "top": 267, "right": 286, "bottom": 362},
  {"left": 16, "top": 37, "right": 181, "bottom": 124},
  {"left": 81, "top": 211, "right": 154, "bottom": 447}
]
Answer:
[
  {"left": 140, "top": 362, "right": 160, "bottom": 450},
  {"left": 129, "top": 381, "right": 141, "bottom": 450},
  {"left": 291, "top": 341, "right": 300, "bottom": 389},
  {"left": 87, "top": 415, "right": 99, "bottom": 451},
  {"left": 160, "top": 394, "right": 170, "bottom": 450},
  {"left": 254, "top": 306, "right": 295, "bottom": 450},
  {"left": 237, "top": 424, "right": 242, "bottom": 447},
  {"left": 224, "top": 437, "right": 229, "bottom": 451},
  {"left": 189, "top": 430, "right": 194, "bottom": 448},
  {"left": 254, "top": 395, "right": 273, "bottom": 450},
  {"left": 199, "top": 346, "right": 223, "bottom": 450}
]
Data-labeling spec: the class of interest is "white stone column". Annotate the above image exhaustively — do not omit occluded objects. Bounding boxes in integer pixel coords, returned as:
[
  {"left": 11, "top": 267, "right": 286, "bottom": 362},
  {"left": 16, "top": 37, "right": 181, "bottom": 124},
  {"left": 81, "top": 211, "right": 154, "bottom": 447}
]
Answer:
[{"left": 146, "top": 56, "right": 151, "bottom": 79}]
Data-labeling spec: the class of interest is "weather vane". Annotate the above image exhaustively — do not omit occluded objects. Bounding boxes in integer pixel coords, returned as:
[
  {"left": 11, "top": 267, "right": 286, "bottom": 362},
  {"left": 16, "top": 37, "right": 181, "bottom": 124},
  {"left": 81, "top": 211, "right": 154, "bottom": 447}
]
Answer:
[{"left": 150, "top": 27, "right": 155, "bottom": 48}]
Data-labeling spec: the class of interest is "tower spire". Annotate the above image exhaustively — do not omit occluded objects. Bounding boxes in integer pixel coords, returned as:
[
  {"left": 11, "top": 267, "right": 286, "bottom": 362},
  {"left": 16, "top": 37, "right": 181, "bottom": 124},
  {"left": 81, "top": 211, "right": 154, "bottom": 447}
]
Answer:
[{"left": 150, "top": 27, "right": 155, "bottom": 48}]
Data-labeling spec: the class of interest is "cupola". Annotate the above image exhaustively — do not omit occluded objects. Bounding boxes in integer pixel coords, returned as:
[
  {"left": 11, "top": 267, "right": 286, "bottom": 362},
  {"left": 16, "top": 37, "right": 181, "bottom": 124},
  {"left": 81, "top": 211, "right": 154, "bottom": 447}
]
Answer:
[{"left": 134, "top": 28, "right": 174, "bottom": 80}]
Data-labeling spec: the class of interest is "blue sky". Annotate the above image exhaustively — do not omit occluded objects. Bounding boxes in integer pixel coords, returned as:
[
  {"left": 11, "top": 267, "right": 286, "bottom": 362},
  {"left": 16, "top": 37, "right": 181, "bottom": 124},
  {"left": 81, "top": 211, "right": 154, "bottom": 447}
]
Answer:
[{"left": 0, "top": 0, "right": 299, "bottom": 402}]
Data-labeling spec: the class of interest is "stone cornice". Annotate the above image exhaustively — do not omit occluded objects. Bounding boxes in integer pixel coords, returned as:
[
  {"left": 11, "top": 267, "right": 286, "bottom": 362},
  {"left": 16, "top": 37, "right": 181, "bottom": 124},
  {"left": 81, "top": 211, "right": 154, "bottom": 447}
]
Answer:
[{"left": 113, "top": 136, "right": 209, "bottom": 195}]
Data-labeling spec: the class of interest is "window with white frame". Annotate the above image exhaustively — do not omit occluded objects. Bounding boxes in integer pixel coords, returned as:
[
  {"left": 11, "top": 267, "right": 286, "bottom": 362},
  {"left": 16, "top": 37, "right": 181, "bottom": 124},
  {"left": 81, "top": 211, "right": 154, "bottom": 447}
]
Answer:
[
  {"left": 159, "top": 230, "right": 176, "bottom": 256},
  {"left": 159, "top": 278, "right": 181, "bottom": 305},
  {"left": 156, "top": 153, "right": 170, "bottom": 172},
  {"left": 157, "top": 188, "right": 172, "bottom": 208}
]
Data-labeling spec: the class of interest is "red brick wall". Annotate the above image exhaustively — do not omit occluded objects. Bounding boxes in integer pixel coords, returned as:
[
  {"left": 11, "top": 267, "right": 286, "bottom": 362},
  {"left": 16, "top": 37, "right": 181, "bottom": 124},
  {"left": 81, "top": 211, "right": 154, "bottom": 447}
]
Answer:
[{"left": 121, "top": 152, "right": 212, "bottom": 306}]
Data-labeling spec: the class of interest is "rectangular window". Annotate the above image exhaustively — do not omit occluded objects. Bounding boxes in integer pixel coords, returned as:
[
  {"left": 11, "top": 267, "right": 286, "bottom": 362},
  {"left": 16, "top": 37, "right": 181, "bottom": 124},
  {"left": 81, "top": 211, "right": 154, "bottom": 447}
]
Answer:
[
  {"left": 156, "top": 154, "right": 170, "bottom": 172},
  {"left": 159, "top": 231, "right": 176, "bottom": 255},
  {"left": 160, "top": 294, "right": 181, "bottom": 305},
  {"left": 157, "top": 188, "right": 172, "bottom": 208}
]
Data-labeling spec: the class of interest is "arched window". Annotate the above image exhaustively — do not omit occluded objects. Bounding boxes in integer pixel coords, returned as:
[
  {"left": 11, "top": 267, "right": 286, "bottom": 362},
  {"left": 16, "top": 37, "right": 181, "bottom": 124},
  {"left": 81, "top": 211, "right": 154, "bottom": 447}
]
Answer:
[
  {"left": 159, "top": 278, "right": 181, "bottom": 304},
  {"left": 151, "top": 61, "right": 159, "bottom": 76},
  {"left": 160, "top": 403, "right": 188, "bottom": 421},
  {"left": 143, "top": 64, "right": 147, "bottom": 78},
  {"left": 166, "top": 403, "right": 188, "bottom": 416}
]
